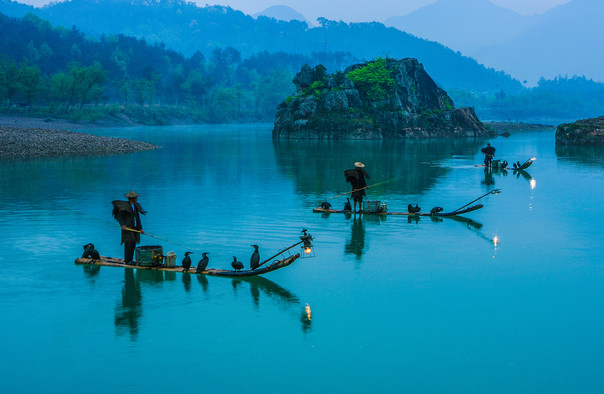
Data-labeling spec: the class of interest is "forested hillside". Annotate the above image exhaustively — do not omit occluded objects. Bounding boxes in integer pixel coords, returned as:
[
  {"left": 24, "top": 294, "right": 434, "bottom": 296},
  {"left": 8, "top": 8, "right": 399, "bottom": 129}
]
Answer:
[
  {"left": 0, "top": 12, "right": 360, "bottom": 123},
  {"left": 0, "top": 0, "right": 523, "bottom": 95}
]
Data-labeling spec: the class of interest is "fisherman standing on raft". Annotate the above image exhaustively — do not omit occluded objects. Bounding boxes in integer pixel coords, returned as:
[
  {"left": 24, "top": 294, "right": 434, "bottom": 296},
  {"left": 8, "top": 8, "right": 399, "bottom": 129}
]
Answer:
[
  {"left": 345, "top": 162, "right": 370, "bottom": 213},
  {"left": 112, "top": 190, "right": 146, "bottom": 264},
  {"left": 481, "top": 143, "right": 496, "bottom": 167}
]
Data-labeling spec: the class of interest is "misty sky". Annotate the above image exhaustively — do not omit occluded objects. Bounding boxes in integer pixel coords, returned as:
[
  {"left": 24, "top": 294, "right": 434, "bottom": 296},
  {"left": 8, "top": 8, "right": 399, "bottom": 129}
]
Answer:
[{"left": 17, "top": 0, "right": 572, "bottom": 22}]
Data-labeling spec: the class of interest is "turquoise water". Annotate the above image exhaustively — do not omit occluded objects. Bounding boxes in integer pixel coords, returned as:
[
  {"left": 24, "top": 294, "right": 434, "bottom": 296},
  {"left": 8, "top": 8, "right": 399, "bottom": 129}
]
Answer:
[{"left": 1, "top": 125, "right": 603, "bottom": 393}]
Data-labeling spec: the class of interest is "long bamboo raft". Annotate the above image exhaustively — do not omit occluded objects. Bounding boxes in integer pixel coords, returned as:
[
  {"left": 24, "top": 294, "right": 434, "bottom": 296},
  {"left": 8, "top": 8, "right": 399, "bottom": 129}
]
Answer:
[
  {"left": 313, "top": 204, "right": 483, "bottom": 216},
  {"left": 75, "top": 253, "right": 300, "bottom": 277}
]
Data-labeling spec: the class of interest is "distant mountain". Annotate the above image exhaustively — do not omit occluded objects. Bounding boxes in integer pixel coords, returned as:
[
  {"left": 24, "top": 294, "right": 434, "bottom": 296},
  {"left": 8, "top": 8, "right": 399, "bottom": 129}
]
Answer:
[
  {"left": 0, "top": 0, "right": 523, "bottom": 94},
  {"left": 384, "top": 0, "right": 537, "bottom": 53},
  {"left": 472, "top": 0, "right": 604, "bottom": 83},
  {"left": 253, "top": 5, "right": 310, "bottom": 24},
  {"left": 384, "top": 0, "right": 603, "bottom": 84}
]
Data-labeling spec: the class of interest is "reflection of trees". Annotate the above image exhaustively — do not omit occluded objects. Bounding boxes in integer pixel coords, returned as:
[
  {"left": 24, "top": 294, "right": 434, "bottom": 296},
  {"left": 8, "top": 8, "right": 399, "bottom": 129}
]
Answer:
[
  {"left": 556, "top": 144, "right": 604, "bottom": 167},
  {"left": 273, "top": 138, "right": 484, "bottom": 198}
]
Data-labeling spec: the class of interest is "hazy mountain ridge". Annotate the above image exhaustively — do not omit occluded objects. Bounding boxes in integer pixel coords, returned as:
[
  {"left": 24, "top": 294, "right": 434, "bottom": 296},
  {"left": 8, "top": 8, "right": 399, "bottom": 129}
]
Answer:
[
  {"left": 0, "top": 0, "right": 522, "bottom": 94},
  {"left": 385, "top": 0, "right": 603, "bottom": 83},
  {"left": 253, "top": 5, "right": 309, "bottom": 24},
  {"left": 384, "top": 0, "right": 537, "bottom": 53}
]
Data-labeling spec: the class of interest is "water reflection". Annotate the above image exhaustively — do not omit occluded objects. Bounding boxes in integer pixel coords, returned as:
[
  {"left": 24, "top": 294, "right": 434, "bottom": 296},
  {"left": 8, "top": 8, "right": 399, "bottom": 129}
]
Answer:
[
  {"left": 556, "top": 144, "right": 604, "bottom": 167},
  {"left": 82, "top": 264, "right": 101, "bottom": 280},
  {"left": 114, "top": 269, "right": 142, "bottom": 340},
  {"left": 345, "top": 215, "right": 366, "bottom": 260},
  {"left": 105, "top": 265, "right": 309, "bottom": 340},
  {"left": 273, "top": 138, "right": 484, "bottom": 198}
]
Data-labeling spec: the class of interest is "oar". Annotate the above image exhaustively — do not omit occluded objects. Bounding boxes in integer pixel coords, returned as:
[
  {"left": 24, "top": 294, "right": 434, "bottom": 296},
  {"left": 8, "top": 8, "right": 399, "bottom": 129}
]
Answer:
[
  {"left": 124, "top": 227, "right": 195, "bottom": 250},
  {"left": 325, "top": 179, "right": 396, "bottom": 201},
  {"left": 452, "top": 189, "right": 501, "bottom": 213}
]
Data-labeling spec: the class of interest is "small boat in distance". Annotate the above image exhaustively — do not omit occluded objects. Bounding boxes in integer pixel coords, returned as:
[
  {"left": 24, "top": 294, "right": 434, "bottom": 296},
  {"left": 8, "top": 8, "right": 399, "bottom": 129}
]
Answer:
[{"left": 476, "top": 157, "right": 535, "bottom": 170}]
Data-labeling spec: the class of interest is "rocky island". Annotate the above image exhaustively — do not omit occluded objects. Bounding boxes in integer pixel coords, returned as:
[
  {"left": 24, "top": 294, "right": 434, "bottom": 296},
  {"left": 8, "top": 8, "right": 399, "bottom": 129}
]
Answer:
[
  {"left": 273, "top": 58, "right": 493, "bottom": 139},
  {"left": 555, "top": 116, "right": 604, "bottom": 145}
]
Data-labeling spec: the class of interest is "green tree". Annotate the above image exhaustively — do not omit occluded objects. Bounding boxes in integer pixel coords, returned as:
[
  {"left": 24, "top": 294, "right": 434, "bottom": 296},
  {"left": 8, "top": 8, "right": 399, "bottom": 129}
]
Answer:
[{"left": 346, "top": 58, "right": 395, "bottom": 102}]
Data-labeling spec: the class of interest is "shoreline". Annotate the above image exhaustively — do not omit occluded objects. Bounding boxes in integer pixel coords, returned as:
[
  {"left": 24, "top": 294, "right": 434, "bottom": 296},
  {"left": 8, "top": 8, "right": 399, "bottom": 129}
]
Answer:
[
  {"left": 0, "top": 115, "right": 159, "bottom": 159},
  {"left": 0, "top": 114, "right": 556, "bottom": 159}
]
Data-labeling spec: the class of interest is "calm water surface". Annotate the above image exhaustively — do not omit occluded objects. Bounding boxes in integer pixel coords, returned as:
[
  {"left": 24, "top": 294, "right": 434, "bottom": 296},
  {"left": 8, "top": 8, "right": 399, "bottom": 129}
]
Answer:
[{"left": 1, "top": 124, "right": 603, "bottom": 393}]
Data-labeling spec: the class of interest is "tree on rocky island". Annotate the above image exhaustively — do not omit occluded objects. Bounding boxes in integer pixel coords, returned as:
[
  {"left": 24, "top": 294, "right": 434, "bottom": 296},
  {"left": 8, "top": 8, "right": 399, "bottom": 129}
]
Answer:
[{"left": 273, "top": 57, "right": 494, "bottom": 139}]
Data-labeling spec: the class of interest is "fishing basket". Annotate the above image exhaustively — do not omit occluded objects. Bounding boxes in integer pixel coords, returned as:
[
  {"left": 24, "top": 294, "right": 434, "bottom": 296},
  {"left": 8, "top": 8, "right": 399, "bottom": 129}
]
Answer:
[
  {"left": 363, "top": 200, "right": 385, "bottom": 213},
  {"left": 164, "top": 251, "right": 176, "bottom": 267},
  {"left": 135, "top": 245, "right": 163, "bottom": 266}
]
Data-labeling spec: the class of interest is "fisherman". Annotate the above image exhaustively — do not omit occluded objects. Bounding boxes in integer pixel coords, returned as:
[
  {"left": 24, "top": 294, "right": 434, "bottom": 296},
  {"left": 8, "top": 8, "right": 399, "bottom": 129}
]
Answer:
[
  {"left": 344, "top": 162, "right": 370, "bottom": 213},
  {"left": 481, "top": 143, "right": 496, "bottom": 166},
  {"left": 112, "top": 190, "right": 146, "bottom": 264}
]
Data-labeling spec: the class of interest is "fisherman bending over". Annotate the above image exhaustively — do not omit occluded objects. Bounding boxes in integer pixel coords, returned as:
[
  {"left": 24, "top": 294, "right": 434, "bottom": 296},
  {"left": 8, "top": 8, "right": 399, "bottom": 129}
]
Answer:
[
  {"left": 481, "top": 143, "right": 496, "bottom": 166},
  {"left": 344, "top": 162, "right": 370, "bottom": 213}
]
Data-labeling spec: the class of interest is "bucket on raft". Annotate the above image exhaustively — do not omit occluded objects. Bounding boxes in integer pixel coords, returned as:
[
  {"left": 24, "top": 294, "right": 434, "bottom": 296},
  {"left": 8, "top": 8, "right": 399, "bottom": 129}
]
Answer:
[
  {"left": 135, "top": 245, "right": 164, "bottom": 266},
  {"left": 164, "top": 251, "right": 176, "bottom": 267}
]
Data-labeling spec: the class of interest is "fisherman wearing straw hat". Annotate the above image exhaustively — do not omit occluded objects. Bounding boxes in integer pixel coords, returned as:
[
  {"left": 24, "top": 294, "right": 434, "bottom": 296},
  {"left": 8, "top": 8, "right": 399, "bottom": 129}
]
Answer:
[
  {"left": 344, "top": 162, "right": 370, "bottom": 213},
  {"left": 112, "top": 190, "right": 147, "bottom": 264}
]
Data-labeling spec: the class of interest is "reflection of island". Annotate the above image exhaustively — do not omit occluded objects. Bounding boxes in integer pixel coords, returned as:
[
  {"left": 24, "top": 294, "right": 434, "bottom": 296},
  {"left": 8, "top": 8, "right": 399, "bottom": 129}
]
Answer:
[
  {"left": 273, "top": 138, "right": 484, "bottom": 199},
  {"left": 345, "top": 215, "right": 366, "bottom": 260},
  {"left": 556, "top": 143, "right": 604, "bottom": 167}
]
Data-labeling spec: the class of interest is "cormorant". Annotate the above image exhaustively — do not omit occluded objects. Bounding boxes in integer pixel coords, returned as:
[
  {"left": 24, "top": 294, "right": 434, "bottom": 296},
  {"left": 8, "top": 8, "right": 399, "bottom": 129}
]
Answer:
[
  {"left": 82, "top": 243, "right": 100, "bottom": 260},
  {"left": 196, "top": 252, "right": 209, "bottom": 273},
  {"left": 250, "top": 245, "right": 260, "bottom": 270},
  {"left": 343, "top": 198, "right": 352, "bottom": 212},
  {"left": 430, "top": 207, "right": 444, "bottom": 215},
  {"left": 408, "top": 204, "right": 421, "bottom": 214},
  {"left": 320, "top": 201, "right": 331, "bottom": 210},
  {"left": 231, "top": 256, "right": 244, "bottom": 271},
  {"left": 182, "top": 251, "right": 193, "bottom": 272}
]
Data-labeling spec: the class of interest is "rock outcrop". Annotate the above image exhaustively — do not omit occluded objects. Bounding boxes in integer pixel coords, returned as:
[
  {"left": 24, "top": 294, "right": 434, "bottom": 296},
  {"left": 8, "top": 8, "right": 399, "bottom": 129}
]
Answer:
[
  {"left": 273, "top": 58, "right": 493, "bottom": 139},
  {"left": 555, "top": 116, "right": 604, "bottom": 145}
]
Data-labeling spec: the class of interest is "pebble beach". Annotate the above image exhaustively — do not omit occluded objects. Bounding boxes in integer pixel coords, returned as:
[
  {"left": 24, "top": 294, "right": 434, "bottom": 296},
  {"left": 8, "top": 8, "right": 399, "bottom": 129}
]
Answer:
[{"left": 0, "top": 116, "right": 159, "bottom": 159}]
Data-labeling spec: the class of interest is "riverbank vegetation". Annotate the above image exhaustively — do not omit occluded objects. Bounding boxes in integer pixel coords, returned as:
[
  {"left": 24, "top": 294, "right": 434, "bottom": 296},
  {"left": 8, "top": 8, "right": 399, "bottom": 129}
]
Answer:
[{"left": 1, "top": 11, "right": 603, "bottom": 125}]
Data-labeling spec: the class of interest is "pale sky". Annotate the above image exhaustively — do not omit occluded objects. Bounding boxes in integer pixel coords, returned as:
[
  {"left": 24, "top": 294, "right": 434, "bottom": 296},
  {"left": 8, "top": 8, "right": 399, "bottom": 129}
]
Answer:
[{"left": 17, "top": 0, "right": 573, "bottom": 21}]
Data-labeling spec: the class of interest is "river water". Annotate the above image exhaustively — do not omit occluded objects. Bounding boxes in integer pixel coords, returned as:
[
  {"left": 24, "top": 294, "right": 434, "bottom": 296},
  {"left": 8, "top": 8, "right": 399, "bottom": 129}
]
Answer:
[{"left": 1, "top": 124, "right": 603, "bottom": 393}]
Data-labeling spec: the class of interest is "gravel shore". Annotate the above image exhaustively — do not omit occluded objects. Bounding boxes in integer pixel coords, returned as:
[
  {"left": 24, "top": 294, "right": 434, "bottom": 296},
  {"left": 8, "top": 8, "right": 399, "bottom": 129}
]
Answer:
[{"left": 0, "top": 116, "right": 159, "bottom": 159}]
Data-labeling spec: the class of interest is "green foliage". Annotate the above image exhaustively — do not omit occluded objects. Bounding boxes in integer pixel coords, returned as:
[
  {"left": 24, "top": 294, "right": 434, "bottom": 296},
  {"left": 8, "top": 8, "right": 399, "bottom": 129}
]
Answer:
[{"left": 346, "top": 58, "right": 395, "bottom": 102}]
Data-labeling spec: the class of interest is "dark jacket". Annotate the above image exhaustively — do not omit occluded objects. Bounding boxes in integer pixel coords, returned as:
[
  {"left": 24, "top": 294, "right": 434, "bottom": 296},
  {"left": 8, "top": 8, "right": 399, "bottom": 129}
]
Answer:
[
  {"left": 344, "top": 168, "right": 370, "bottom": 201},
  {"left": 112, "top": 200, "right": 146, "bottom": 244}
]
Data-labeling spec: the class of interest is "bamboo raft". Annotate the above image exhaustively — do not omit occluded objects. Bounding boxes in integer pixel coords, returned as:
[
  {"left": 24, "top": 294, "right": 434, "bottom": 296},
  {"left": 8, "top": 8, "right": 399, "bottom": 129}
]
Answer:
[
  {"left": 313, "top": 204, "right": 484, "bottom": 216},
  {"left": 75, "top": 253, "right": 300, "bottom": 277}
]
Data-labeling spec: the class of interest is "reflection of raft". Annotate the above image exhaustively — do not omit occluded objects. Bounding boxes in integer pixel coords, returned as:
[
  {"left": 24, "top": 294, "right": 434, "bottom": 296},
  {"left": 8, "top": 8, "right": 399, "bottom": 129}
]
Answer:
[
  {"left": 75, "top": 254, "right": 300, "bottom": 277},
  {"left": 313, "top": 204, "right": 483, "bottom": 216}
]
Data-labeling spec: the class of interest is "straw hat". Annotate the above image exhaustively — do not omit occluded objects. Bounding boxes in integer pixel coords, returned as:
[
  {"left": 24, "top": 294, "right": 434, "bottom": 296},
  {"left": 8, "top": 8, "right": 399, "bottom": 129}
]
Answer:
[
  {"left": 354, "top": 162, "right": 365, "bottom": 168},
  {"left": 124, "top": 190, "right": 140, "bottom": 199}
]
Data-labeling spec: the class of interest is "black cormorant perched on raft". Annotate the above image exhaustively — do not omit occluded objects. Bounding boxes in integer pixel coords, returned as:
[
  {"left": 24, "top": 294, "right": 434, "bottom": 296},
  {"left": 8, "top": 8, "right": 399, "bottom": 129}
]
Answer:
[
  {"left": 196, "top": 252, "right": 209, "bottom": 273},
  {"left": 430, "top": 207, "right": 444, "bottom": 215},
  {"left": 343, "top": 198, "right": 352, "bottom": 212},
  {"left": 250, "top": 245, "right": 260, "bottom": 270},
  {"left": 408, "top": 204, "right": 421, "bottom": 214},
  {"left": 82, "top": 243, "right": 100, "bottom": 260},
  {"left": 231, "top": 256, "right": 244, "bottom": 271},
  {"left": 182, "top": 251, "right": 192, "bottom": 272},
  {"left": 320, "top": 201, "right": 331, "bottom": 210}
]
